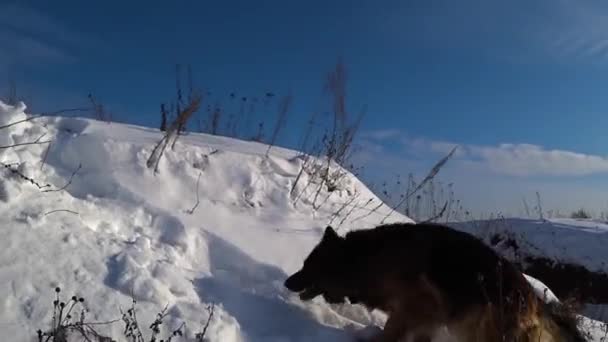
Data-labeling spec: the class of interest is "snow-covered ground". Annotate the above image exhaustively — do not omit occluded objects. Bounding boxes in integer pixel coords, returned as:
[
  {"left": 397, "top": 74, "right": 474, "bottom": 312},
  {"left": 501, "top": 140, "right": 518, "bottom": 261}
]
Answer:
[
  {"left": 453, "top": 218, "right": 608, "bottom": 274},
  {"left": 0, "top": 101, "right": 606, "bottom": 341},
  {"left": 452, "top": 217, "right": 608, "bottom": 323}
]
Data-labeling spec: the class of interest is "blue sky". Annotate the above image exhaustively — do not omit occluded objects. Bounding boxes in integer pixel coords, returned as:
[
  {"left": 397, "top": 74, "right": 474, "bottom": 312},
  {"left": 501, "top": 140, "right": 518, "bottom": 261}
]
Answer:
[{"left": 3, "top": 0, "right": 608, "bottom": 216}]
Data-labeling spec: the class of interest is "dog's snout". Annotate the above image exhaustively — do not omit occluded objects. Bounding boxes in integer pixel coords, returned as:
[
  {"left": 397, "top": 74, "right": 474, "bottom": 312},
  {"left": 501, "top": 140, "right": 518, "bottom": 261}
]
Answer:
[{"left": 284, "top": 271, "right": 307, "bottom": 291}]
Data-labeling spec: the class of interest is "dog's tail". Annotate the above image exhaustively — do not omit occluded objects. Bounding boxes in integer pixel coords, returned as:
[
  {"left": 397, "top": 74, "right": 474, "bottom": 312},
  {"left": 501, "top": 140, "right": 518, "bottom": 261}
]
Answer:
[{"left": 539, "top": 300, "right": 589, "bottom": 342}]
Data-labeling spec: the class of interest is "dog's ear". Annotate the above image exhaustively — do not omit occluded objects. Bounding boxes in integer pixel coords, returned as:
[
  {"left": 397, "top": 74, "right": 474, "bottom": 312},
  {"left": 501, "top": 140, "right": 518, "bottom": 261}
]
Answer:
[{"left": 322, "top": 226, "right": 340, "bottom": 243}]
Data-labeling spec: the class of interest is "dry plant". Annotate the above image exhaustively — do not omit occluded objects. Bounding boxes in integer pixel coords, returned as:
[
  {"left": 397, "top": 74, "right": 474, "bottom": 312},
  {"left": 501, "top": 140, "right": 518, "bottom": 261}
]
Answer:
[
  {"left": 266, "top": 93, "right": 292, "bottom": 156},
  {"left": 384, "top": 146, "right": 457, "bottom": 221},
  {"left": 6, "top": 78, "right": 18, "bottom": 105},
  {"left": 0, "top": 105, "right": 92, "bottom": 195},
  {"left": 36, "top": 286, "right": 215, "bottom": 342},
  {"left": 147, "top": 94, "right": 201, "bottom": 173},
  {"left": 292, "top": 60, "right": 366, "bottom": 209},
  {"left": 159, "top": 104, "right": 168, "bottom": 132},
  {"left": 37, "top": 287, "right": 117, "bottom": 342},
  {"left": 88, "top": 94, "right": 111, "bottom": 123},
  {"left": 147, "top": 66, "right": 202, "bottom": 173},
  {"left": 210, "top": 105, "right": 221, "bottom": 136},
  {"left": 535, "top": 191, "right": 544, "bottom": 220}
]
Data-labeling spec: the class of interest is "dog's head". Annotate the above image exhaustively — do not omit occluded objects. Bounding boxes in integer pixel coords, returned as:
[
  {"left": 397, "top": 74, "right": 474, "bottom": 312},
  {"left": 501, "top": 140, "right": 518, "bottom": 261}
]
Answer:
[{"left": 284, "top": 226, "right": 351, "bottom": 304}]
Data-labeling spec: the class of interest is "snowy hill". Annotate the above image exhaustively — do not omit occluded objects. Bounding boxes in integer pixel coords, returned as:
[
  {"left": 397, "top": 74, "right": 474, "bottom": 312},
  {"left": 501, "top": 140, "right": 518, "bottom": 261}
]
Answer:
[
  {"left": 0, "top": 101, "right": 606, "bottom": 341},
  {"left": 0, "top": 101, "right": 411, "bottom": 341}
]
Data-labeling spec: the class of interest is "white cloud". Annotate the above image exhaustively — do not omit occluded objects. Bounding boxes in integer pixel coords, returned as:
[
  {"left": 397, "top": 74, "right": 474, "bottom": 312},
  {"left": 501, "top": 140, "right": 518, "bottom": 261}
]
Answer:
[
  {"left": 533, "top": 0, "right": 608, "bottom": 62},
  {"left": 356, "top": 130, "right": 608, "bottom": 215},
  {"left": 360, "top": 129, "right": 402, "bottom": 140},
  {"left": 0, "top": 3, "right": 91, "bottom": 47},
  {"left": 380, "top": 0, "right": 608, "bottom": 64},
  {"left": 466, "top": 143, "right": 608, "bottom": 176},
  {"left": 361, "top": 129, "right": 608, "bottom": 177},
  {"left": 0, "top": 3, "right": 95, "bottom": 69},
  {"left": 0, "top": 31, "right": 73, "bottom": 64}
]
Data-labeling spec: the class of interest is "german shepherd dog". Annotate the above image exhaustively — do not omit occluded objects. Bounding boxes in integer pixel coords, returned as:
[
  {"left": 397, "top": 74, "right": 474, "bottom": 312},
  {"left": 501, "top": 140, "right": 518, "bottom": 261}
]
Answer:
[{"left": 284, "top": 223, "right": 586, "bottom": 342}]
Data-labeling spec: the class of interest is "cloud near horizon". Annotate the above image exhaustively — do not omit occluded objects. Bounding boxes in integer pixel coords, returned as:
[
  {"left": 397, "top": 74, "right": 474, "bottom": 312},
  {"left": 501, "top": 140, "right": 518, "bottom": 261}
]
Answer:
[
  {"left": 356, "top": 129, "right": 608, "bottom": 215},
  {"left": 361, "top": 130, "right": 608, "bottom": 177}
]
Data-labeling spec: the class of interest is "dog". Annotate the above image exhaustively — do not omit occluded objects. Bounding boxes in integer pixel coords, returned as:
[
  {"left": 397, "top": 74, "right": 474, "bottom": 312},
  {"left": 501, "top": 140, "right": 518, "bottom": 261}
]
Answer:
[{"left": 284, "top": 223, "right": 586, "bottom": 342}]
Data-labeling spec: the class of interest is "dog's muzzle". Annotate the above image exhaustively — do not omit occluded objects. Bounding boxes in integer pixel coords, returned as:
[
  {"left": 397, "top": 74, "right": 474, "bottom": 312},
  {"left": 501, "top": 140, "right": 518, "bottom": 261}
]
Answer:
[
  {"left": 285, "top": 271, "right": 323, "bottom": 301},
  {"left": 284, "top": 271, "right": 307, "bottom": 291}
]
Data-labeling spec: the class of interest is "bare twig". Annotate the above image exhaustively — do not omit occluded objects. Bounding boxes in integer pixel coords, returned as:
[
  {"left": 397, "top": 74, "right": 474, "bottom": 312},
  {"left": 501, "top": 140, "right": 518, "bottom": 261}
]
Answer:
[
  {"left": 6, "top": 78, "right": 17, "bottom": 105},
  {"left": 1, "top": 161, "right": 52, "bottom": 190},
  {"left": 44, "top": 209, "right": 80, "bottom": 216},
  {"left": 310, "top": 158, "right": 332, "bottom": 209},
  {"left": 120, "top": 298, "right": 145, "bottom": 342},
  {"left": 290, "top": 156, "right": 309, "bottom": 197},
  {"left": 147, "top": 95, "right": 202, "bottom": 172},
  {"left": 328, "top": 192, "right": 359, "bottom": 226},
  {"left": 148, "top": 304, "right": 170, "bottom": 340},
  {"left": 88, "top": 94, "right": 110, "bottom": 122},
  {"left": 380, "top": 146, "right": 457, "bottom": 223},
  {"left": 195, "top": 304, "right": 215, "bottom": 341},
  {"left": 420, "top": 201, "right": 449, "bottom": 223},
  {"left": 74, "top": 319, "right": 122, "bottom": 327},
  {"left": 166, "top": 322, "right": 186, "bottom": 342},
  {"left": 146, "top": 135, "right": 169, "bottom": 173},
  {"left": 38, "top": 288, "right": 119, "bottom": 342},
  {"left": 536, "top": 191, "right": 544, "bottom": 220},
  {"left": 339, "top": 198, "right": 373, "bottom": 228},
  {"left": 40, "top": 142, "right": 52, "bottom": 171},
  {"left": 266, "top": 93, "right": 292, "bottom": 156},
  {"left": 0, "top": 133, "right": 51, "bottom": 150},
  {"left": 293, "top": 171, "right": 315, "bottom": 206},
  {"left": 186, "top": 172, "right": 202, "bottom": 214},
  {"left": 0, "top": 115, "right": 40, "bottom": 131},
  {"left": 351, "top": 201, "right": 384, "bottom": 223},
  {"left": 0, "top": 107, "right": 91, "bottom": 132},
  {"left": 45, "top": 107, "right": 92, "bottom": 117},
  {"left": 42, "top": 163, "right": 81, "bottom": 193}
]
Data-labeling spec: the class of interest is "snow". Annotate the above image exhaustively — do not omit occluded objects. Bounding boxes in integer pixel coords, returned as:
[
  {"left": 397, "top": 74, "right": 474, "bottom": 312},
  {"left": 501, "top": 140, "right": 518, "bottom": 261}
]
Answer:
[
  {"left": 523, "top": 274, "right": 560, "bottom": 304},
  {"left": 0, "top": 101, "right": 606, "bottom": 341},
  {"left": 522, "top": 274, "right": 608, "bottom": 341},
  {"left": 451, "top": 217, "right": 608, "bottom": 274},
  {"left": 0, "top": 101, "right": 408, "bottom": 341},
  {"left": 451, "top": 217, "right": 608, "bottom": 326}
]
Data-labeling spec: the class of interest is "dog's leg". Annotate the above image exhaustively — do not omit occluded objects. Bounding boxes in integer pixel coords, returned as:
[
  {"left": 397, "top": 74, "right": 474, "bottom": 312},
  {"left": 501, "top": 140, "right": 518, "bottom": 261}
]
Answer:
[{"left": 358, "top": 275, "right": 444, "bottom": 342}]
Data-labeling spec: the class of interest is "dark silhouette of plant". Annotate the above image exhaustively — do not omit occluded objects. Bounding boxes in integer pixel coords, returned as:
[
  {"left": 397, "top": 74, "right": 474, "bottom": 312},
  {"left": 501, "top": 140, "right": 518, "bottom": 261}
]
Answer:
[
  {"left": 266, "top": 93, "right": 292, "bottom": 156},
  {"left": 571, "top": 208, "right": 591, "bottom": 219}
]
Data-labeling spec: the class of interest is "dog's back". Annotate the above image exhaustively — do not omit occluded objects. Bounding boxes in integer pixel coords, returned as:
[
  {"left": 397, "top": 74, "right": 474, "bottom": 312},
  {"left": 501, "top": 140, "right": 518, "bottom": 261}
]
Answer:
[
  {"left": 344, "top": 223, "right": 531, "bottom": 313},
  {"left": 342, "top": 223, "right": 585, "bottom": 341}
]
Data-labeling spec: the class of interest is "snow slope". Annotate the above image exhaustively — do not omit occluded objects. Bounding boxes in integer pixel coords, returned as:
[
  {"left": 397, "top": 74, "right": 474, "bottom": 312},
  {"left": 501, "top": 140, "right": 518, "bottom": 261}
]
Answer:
[
  {"left": 0, "top": 101, "right": 605, "bottom": 341},
  {"left": 0, "top": 101, "right": 410, "bottom": 341}
]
